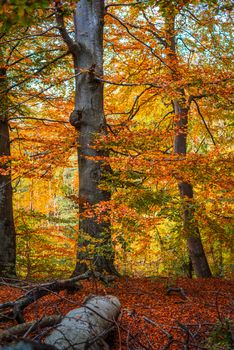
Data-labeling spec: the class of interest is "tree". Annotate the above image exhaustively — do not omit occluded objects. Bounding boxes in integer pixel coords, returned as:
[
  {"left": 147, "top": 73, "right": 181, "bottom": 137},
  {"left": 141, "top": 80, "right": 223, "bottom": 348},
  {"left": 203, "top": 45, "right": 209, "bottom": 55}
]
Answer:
[
  {"left": 163, "top": 5, "right": 212, "bottom": 277},
  {"left": 55, "top": 0, "right": 118, "bottom": 275},
  {"left": 0, "top": 9, "right": 71, "bottom": 278},
  {"left": 0, "top": 51, "right": 16, "bottom": 277},
  {"left": 101, "top": 0, "right": 233, "bottom": 276}
]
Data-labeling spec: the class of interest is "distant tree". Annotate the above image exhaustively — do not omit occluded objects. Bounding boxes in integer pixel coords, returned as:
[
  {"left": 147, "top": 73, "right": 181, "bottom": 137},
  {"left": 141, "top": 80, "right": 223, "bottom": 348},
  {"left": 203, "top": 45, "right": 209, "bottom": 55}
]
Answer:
[
  {"left": 103, "top": 0, "right": 233, "bottom": 277},
  {"left": 163, "top": 5, "right": 212, "bottom": 277},
  {"left": 0, "top": 10, "right": 70, "bottom": 277}
]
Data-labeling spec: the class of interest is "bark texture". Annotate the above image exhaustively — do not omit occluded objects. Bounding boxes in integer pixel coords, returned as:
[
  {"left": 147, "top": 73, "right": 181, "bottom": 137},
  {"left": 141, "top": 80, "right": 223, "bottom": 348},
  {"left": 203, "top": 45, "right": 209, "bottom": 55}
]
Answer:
[
  {"left": 174, "top": 102, "right": 212, "bottom": 277},
  {"left": 0, "top": 66, "right": 16, "bottom": 278},
  {"left": 45, "top": 295, "right": 121, "bottom": 350},
  {"left": 72, "top": 0, "right": 117, "bottom": 274},
  {"left": 165, "top": 10, "right": 212, "bottom": 277}
]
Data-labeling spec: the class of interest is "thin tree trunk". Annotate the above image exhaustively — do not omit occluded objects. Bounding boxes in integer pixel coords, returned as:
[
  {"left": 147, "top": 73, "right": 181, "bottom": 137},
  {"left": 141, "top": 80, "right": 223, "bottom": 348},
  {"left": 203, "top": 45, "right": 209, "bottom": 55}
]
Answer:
[
  {"left": 173, "top": 99, "right": 212, "bottom": 277},
  {"left": 71, "top": 0, "right": 117, "bottom": 275},
  {"left": 0, "top": 66, "right": 17, "bottom": 278},
  {"left": 164, "top": 10, "right": 212, "bottom": 277}
]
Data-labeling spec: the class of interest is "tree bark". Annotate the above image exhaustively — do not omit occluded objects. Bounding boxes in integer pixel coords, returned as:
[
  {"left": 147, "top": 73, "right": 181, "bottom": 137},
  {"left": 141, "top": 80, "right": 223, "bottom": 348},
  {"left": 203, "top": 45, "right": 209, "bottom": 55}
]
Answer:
[
  {"left": 45, "top": 295, "right": 121, "bottom": 350},
  {"left": 174, "top": 106, "right": 212, "bottom": 278},
  {"left": 71, "top": 0, "right": 117, "bottom": 275},
  {"left": 0, "top": 65, "right": 17, "bottom": 278},
  {"left": 164, "top": 10, "right": 212, "bottom": 277}
]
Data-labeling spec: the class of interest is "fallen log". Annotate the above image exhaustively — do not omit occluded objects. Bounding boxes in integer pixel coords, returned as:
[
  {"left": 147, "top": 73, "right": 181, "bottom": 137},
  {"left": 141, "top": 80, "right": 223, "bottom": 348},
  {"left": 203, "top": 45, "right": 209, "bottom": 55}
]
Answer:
[{"left": 45, "top": 295, "right": 121, "bottom": 350}]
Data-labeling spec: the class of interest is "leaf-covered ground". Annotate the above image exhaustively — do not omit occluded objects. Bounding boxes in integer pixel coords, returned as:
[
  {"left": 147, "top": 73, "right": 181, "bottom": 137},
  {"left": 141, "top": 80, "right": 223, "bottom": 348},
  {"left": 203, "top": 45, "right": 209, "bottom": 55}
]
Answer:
[{"left": 0, "top": 277, "right": 233, "bottom": 349}]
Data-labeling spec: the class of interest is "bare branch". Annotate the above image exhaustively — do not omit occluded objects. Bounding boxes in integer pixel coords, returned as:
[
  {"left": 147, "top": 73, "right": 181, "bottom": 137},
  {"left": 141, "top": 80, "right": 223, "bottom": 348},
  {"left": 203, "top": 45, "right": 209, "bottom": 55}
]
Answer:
[
  {"left": 192, "top": 99, "right": 216, "bottom": 146},
  {"left": 0, "top": 315, "right": 62, "bottom": 342},
  {"left": 0, "top": 26, "right": 58, "bottom": 45},
  {"left": 9, "top": 116, "right": 69, "bottom": 124},
  {"left": 0, "top": 51, "right": 69, "bottom": 95},
  {"left": 107, "top": 12, "right": 174, "bottom": 71},
  {"left": 105, "top": 1, "right": 149, "bottom": 10},
  {"left": 141, "top": 10, "right": 167, "bottom": 47},
  {"left": 1, "top": 71, "right": 83, "bottom": 119},
  {"left": 96, "top": 76, "right": 162, "bottom": 88}
]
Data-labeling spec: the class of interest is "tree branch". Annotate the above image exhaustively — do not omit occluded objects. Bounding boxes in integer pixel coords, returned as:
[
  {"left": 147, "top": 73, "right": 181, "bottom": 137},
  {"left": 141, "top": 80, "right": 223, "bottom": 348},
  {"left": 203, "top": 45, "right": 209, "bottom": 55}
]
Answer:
[
  {"left": 95, "top": 76, "right": 162, "bottom": 88},
  {"left": 105, "top": 1, "right": 149, "bottom": 10},
  {"left": 0, "top": 52, "right": 69, "bottom": 95},
  {"left": 192, "top": 99, "right": 216, "bottom": 146},
  {"left": 0, "top": 315, "right": 62, "bottom": 343},
  {"left": 107, "top": 12, "right": 173, "bottom": 71},
  {"left": 0, "top": 26, "right": 58, "bottom": 45},
  {"left": 54, "top": 1, "right": 80, "bottom": 58},
  {"left": 9, "top": 116, "right": 69, "bottom": 124}
]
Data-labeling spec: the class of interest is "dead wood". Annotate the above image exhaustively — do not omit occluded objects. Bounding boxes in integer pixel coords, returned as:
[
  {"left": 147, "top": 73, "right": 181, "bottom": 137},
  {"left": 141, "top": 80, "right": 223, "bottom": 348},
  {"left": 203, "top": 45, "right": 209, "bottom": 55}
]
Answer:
[
  {"left": 166, "top": 287, "right": 188, "bottom": 300},
  {"left": 0, "top": 315, "right": 62, "bottom": 343},
  {"left": 45, "top": 295, "right": 121, "bottom": 350},
  {"left": 0, "top": 271, "right": 115, "bottom": 324}
]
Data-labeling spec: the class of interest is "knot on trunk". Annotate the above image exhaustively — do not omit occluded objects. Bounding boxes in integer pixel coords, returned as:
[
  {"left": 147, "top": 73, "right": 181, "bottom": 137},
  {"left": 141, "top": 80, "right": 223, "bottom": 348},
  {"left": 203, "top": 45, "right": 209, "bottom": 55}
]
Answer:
[{"left": 69, "top": 110, "right": 83, "bottom": 129}]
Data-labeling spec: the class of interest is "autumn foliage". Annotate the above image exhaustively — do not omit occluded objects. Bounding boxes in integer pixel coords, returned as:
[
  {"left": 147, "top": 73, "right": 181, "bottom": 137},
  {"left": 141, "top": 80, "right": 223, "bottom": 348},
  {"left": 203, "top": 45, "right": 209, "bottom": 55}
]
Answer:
[
  {"left": 0, "top": 2, "right": 234, "bottom": 349},
  {"left": 0, "top": 1, "right": 233, "bottom": 280}
]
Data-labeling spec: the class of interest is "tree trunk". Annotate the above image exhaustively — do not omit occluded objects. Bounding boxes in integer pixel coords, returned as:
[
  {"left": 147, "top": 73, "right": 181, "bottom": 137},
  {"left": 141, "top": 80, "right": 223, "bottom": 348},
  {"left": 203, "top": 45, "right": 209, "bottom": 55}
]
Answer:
[
  {"left": 45, "top": 295, "right": 121, "bottom": 350},
  {"left": 71, "top": 0, "right": 117, "bottom": 275},
  {"left": 0, "top": 66, "right": 17, "bottom": 278},
  {"left": 164, "top": 10, "right": 212, "bottom": 277},
  {"left": 173, "top": 94, "right": 212, "bottom": 278}
]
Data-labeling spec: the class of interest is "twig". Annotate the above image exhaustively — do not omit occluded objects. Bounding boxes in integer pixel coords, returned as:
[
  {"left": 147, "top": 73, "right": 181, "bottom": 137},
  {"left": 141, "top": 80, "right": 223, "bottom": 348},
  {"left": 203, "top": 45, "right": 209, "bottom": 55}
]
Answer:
[{"left": 192, "top": 99, "right": 216, "bottom": 146}]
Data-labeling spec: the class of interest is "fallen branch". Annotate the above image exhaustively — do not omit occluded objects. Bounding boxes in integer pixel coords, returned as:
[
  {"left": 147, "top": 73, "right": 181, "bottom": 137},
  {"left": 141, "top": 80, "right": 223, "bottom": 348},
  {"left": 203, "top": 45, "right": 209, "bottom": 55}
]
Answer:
[
  {"left": 0, "top": 315, "right": 62, "bottom": 343},
  {"left": 143, "top": 316, "right": 173, "bottom": 340},
  {"left": 166, "top": 287, "right": 188, "bottom": 300},
  {"left": 0, "top": 271, "right": 114, "bottom": 324}
]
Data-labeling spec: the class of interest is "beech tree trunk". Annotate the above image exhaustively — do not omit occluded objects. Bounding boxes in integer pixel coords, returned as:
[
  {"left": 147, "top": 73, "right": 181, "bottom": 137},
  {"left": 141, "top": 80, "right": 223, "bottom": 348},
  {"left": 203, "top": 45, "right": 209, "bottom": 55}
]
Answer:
[
  {"left": 0, "top": 65, "right": 17, "bottom": 278},
  {"left": 71, "top": 0, "right": 117, "bottom": 275},
  {"left": 173, "top": 99, "right": 212, "bottom": 277},
  {"left": 164, "top": 10, "right": 212, "bottom": 277}
]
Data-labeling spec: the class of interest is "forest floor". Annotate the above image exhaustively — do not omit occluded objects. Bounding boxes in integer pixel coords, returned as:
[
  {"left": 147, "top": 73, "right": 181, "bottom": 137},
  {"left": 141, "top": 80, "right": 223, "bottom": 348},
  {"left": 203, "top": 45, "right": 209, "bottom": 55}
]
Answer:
[{"left": 0, "top": 277, "right": 233, "bottom": 349}]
